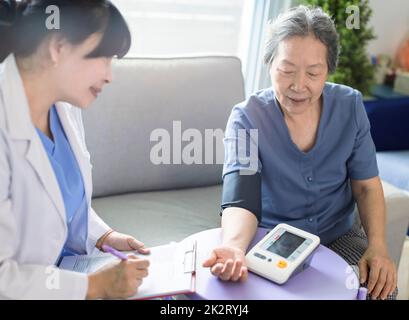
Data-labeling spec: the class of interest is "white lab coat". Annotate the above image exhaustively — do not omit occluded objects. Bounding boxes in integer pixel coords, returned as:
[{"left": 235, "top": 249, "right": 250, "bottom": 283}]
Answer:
[{"left": 0, "top": 54, "right": 112, "bottom": 299}]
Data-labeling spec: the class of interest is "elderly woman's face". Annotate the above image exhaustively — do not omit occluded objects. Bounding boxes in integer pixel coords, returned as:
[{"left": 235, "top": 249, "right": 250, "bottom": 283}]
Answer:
[{"left": 269, "top": 35, "right": 328, "bottom": 115}]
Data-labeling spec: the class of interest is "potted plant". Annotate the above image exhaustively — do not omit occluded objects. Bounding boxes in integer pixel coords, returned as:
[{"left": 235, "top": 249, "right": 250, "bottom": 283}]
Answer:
[{"left": 301, "top": 0, "right": 376, "bottom": 94}]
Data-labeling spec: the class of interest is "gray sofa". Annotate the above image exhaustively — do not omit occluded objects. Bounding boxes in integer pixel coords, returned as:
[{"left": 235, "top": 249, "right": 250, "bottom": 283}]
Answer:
[{"left": 83, "top": 56, "right": 409, "bottom": 267}]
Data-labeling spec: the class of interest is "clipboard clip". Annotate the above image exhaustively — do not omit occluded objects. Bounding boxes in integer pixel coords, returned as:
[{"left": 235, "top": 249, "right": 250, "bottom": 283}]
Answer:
[{"left": 183, "top": 240, "right": 197, "bottom": 274}]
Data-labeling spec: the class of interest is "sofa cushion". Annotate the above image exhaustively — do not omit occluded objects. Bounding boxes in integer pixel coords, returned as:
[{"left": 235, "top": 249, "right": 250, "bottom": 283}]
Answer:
[
  {"left": 381, "top": 180, "right": 409, "bottom": 263},
  {"left": 83, "top": 56, "right": 245, "bottom": 198},
  {"left": 91, "top": 185, "right": 222, "bottom": 246},
  {"left": 377, "top": 151, "right": 409, "bottom": 192}
]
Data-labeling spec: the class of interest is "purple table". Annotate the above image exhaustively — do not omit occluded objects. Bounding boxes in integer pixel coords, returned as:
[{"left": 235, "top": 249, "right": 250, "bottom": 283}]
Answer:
[{"left": 183, "top": 228, "right": 360, "bottom": 300}]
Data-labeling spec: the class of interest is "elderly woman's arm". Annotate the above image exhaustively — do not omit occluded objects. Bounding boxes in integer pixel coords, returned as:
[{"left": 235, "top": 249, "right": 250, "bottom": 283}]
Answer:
[
  {"left": 351, "top": 176, "right": 397, "bottom": 300},
  {"left": 203, "top": 170, "right": 261, "bottom": 282}
]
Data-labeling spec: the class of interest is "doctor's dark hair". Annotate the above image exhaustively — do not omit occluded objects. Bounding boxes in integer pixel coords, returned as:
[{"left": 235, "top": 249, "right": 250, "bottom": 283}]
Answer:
[{"left": 0, "top": 0, "right": 131, "bottom": 63}]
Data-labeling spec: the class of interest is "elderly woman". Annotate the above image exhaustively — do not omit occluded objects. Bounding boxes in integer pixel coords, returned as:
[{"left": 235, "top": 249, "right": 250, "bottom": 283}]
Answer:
[{"left": 203, "top": 6, "right": 397, "bottom": 300}]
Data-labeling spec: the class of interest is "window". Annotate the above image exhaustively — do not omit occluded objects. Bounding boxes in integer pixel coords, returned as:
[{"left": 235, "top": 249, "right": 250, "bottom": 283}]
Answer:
[
  {"left": 112, "top": 0, "right": 292, "bottom": 95},
  {"left": 112, "top": 0, "right": 248, "bottom": 57}
]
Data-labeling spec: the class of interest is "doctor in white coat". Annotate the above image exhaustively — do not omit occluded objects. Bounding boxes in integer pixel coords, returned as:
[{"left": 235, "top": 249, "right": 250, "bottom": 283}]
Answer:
[{"left": 0, "top": 0, "right": 149, "bottom": 299}]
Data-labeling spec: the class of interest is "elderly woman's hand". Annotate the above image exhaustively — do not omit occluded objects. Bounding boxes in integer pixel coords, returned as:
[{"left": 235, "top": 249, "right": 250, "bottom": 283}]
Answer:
[
  {"left": 202, "top": 245, "right": 248, "bottom": 282},
  {"left": 358, "top": 244, "right": 397, "bottom": 300}
]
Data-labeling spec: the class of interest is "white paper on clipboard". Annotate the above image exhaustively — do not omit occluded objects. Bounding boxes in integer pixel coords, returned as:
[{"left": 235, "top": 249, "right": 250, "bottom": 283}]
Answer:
[{"left": 59, "top": 240, "right": 197, "bottom": 299}]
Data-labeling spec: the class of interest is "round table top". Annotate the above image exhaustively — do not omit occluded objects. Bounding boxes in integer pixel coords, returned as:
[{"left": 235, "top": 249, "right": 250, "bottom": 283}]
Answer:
[{"left": 183, "top": 228, "right": 359, "bottom": 300}]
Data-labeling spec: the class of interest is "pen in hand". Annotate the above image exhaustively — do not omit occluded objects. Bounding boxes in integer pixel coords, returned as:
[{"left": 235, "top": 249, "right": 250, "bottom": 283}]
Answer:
[{"left": 102, "top": 244, "right": 129, "bottom": 261}]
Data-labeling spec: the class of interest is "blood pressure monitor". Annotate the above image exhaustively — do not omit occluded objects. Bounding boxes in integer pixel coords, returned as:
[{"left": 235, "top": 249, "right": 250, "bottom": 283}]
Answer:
[{"left": 246, "top": 224, "right": 320, "bottom": 284}]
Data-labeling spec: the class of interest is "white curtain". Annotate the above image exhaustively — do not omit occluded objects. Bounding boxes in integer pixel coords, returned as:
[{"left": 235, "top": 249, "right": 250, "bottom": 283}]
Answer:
[{"left": 243, "top": 0, "right": 293, "bottom": 97}]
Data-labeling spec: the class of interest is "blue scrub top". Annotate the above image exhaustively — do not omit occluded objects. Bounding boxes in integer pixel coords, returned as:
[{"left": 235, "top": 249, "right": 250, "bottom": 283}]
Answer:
[
  {"left": 223, "top": 83, "right": 379, "bottom": 245},
  {"left": 36, "top": 106, "right": 88, "bottom": 259}
]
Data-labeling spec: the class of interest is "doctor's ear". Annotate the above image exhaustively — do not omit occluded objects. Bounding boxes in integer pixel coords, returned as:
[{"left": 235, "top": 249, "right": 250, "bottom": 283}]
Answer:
[{"left": 47, "top": 34, "right": 71, "bottom": 66}]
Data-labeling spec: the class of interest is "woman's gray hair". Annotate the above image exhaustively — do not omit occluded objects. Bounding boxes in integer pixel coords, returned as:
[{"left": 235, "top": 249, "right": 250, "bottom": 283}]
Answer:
[{"left": 264, "top": 5, "right": 340, "bottom": 73}]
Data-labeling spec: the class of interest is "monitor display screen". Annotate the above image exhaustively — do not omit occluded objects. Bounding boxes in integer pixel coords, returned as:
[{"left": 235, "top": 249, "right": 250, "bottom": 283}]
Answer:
[{"left": 265, "top": 231, "right": 305, "bottom": 258}]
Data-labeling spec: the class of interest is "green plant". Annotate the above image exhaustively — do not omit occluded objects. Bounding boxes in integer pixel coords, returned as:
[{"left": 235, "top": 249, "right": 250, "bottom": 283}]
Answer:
[{"left": 301, "top": 0, "right": 376, "bottom": 94}]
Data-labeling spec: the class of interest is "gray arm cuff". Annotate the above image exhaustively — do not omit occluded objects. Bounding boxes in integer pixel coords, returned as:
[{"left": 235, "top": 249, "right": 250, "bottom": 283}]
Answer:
[{"left": 220, "top": 171, "right": 262, "bottom": 222}]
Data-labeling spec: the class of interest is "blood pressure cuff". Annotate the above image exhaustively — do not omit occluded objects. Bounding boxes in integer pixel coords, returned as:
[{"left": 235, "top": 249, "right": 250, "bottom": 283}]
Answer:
[{"left": 220, "top": 170, "right": 262, "bottom": 222}]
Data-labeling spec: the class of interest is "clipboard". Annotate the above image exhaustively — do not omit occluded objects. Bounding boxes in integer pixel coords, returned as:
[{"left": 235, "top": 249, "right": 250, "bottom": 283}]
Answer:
[{"left": 59, "top": 240, "right": 197, "bottom": 300}]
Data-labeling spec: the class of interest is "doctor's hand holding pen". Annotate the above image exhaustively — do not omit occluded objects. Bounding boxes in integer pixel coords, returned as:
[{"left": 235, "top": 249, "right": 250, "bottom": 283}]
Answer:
[{"left": 86, "top": 231, "right": 151, "bottom": 299}]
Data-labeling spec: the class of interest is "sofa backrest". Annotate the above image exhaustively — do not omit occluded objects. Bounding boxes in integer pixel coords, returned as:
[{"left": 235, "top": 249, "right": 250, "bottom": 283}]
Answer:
[{"left": 82, "top": 56, "right": 245, "bottom": 198}]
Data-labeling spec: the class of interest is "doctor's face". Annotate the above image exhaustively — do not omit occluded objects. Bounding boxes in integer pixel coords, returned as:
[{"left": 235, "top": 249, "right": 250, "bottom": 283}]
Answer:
[
  {"left": 53, "top": 33, "right": 113, "bottom": 108},
  {"left": 269, "top": 35, "right": 328, "bottom": 116}
]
